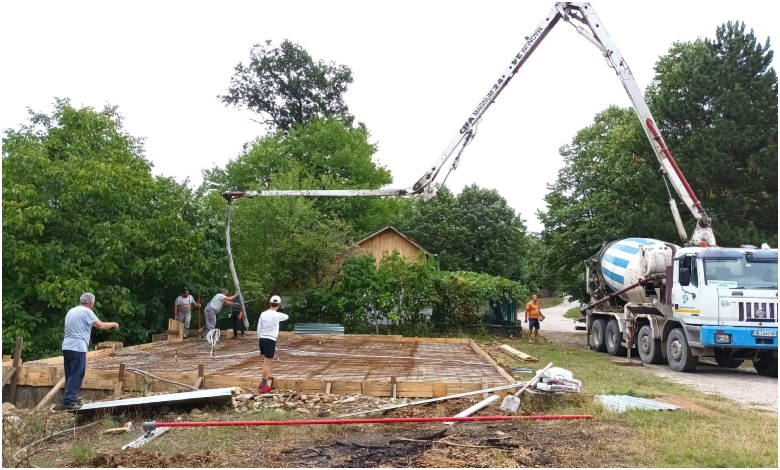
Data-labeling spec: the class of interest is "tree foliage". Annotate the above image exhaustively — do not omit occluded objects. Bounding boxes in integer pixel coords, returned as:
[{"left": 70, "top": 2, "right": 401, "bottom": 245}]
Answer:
[
  {"left": 649, "top": 22, "right": 778, "bottom": 244},
  {"left": 219, "top": 39, "right": 355, "bottom": 132},
  {"left": 539, "top": 22, "right": 778, "bottom": 301},
  {"left": 2, "top": 100, "right": 214, "bottom": 359},
  {"left": 400, "top": 185, "right": 531, "bottom": 282}
]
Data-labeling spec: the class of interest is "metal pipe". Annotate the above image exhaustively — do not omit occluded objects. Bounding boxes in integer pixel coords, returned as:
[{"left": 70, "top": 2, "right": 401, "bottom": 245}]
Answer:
[{"left": 144, "top": 415, "right": 591, "bottom": 432}]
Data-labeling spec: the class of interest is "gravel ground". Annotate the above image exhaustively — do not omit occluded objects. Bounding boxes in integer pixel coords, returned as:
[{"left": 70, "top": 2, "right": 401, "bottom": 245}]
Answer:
[{"left": 542, "top": 319, "right": 778, "bottom": 412}]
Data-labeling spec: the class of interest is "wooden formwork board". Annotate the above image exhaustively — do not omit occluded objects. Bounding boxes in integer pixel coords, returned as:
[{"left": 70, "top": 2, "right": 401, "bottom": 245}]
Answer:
[{"left": 11, "top": 334, "right": 511, "bottom": 399}]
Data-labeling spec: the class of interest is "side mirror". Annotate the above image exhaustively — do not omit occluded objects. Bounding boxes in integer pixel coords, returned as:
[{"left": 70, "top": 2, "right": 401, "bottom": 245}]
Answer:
[{"left": 679, "top": 266, "right": 691, "bottom": 286}]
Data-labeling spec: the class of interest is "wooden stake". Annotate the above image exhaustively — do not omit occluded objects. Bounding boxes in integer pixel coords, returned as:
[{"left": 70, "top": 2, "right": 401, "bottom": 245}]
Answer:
[
  {"left": 481, "top": 378, "right": 489, "bottom": 399},
  {"left": 114, "top": 363, "right": 126, "bottom": 397},
  {"left": 193, "top": 364, "right": 205, "bottom": 389},
  {"left": 2, "top": 368, "right": 17, "bottom": 387},
  {"left": 325, "top": 382, "right": 332, "bottom": 394},
  {"left": 8, "top": 337, "right": 23, "bottom": 404},
  {"left": 34, "top": 377, "right": 66, "bottom": 410},
  {"left": 390, "top": 376, "right": 397, "bottom": 399}
]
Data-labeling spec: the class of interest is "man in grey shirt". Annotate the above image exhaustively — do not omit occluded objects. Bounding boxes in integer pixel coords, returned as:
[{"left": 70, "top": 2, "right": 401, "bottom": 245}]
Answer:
[{"left": 59, "top": 293, "right": 119, "bottom": 410}]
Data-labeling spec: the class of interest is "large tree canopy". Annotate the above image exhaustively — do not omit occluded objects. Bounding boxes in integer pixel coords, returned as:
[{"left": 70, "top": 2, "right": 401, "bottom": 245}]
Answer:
[
  {"left": 219, "top": 39, "right": 355, "bottom": 132},
  {"left": 649, "top": 21, "right": 777, "bottom": 243},
  {"left": 539, "top": 21, "right": 778, "bottom": 300},
  {"left": 400, "top": 185, "right": 531, "bottom": 283},
  {"left": 2, "top": 100, "right": 214, "bottom": 359}
]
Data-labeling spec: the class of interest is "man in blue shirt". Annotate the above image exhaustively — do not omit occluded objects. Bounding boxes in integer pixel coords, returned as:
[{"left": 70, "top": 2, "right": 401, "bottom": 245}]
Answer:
[{"left": 58, "top": 293, "right": 119, "bottom": 411}]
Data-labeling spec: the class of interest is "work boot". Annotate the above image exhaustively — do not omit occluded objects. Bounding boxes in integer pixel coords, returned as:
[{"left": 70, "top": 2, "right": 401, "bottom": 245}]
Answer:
[{"left": 259, "top": 385, "right": 274, "bottom": 394}]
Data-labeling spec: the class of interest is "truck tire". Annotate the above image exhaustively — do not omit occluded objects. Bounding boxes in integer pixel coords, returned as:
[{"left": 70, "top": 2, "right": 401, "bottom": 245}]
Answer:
[
  {"left": 591, "top": 319, "right": 607, "bottom": 352},
  {"left": 605, "top": 320, "right": 627, "bottom": 356},
  {"left": 753, "top": 354, "right": 778, "bottom": 377},
  {"left": 666, "top": 328, "right": 698, "bottom": 372},
  {"left": 637, "top": 325, "right": 663, "bottom": 364},
  {"left": 714, "top": 350, "right": 743, "bottom": 369}
]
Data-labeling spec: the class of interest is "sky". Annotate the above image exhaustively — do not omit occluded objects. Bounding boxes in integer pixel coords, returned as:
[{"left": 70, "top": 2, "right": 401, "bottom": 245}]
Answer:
[{"left": 1, "top": 1, "right": 778, "bottom": 233}]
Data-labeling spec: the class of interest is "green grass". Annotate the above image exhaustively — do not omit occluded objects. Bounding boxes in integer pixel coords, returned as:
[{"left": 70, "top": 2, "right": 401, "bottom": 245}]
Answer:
[
  {"left": 538, "top": 297, "right": 565, "bottom": 309},
  {"left": 489, "top": 336, "right": 779, "bottom": 468},
  {"left": 69, "top": 442, "right": 95, "bottom": 462},
  {"left": 563, "top": 307, "right": 583, "bottom": 319}
]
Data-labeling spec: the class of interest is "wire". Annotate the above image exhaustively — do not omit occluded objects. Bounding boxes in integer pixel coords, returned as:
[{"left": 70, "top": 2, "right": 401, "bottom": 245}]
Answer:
[
  {"left": 276, "top": 348, "right": 491, "bottom": 366},
  {"left": 206, "top": 329, "right": 221, "bottom": 358},
  {"left": 126, "top": 367, "right": 198, "bottom": 391},
  {"left": 13, "top": 421, "right": 102, "bottom": 463}
]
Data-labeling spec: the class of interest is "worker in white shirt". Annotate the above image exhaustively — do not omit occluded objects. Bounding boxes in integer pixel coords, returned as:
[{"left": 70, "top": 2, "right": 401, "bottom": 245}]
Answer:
[{"left": 257, "top": 295, "right": 289, "bottom": 393}]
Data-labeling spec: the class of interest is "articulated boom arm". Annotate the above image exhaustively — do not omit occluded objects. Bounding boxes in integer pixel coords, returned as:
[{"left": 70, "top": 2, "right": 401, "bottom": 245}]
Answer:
[
  {"left": 405, "top": 2, "right": 715, "bottom": 246},
  {"left": 223, "top": 3, "right": 715, "bottom": 247}
]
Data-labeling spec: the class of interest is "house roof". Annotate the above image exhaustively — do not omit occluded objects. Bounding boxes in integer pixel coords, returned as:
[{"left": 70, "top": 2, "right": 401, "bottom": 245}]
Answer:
[{"left": 357, "top": 225, "right": 432, "bottom": 256}]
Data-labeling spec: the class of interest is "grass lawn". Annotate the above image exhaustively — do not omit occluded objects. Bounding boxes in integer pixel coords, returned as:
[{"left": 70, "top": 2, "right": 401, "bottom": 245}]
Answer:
[
  {"left": 563, "top": 306, "right": 583, "bottom": 319},
  {"left": 485, "top": 335, "right": 778, "bottom": 468}
]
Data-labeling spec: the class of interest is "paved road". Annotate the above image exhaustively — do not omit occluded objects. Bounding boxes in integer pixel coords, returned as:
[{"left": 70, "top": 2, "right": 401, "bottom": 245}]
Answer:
[{"left": 535, "top": 299, "right": 584, "bottom": 332}]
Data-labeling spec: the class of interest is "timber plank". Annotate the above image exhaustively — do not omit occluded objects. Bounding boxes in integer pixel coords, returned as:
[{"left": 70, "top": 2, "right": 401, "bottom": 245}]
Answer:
[
  {"left": 498, "top": 344, "right": 539, "bottom": 362},
  {"left": 34, "top": 377, "right": 66, "bottom": 410},
  {"left": 468, "top": 339, "right": 516, "bottom": 383}
]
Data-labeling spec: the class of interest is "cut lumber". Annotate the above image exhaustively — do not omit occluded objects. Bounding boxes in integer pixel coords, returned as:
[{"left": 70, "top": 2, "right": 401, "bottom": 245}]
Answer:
[
  {"left": 8, "top": 337, "right": 23, "bottom": 404},
  {"left": 34, "top": 377, "right": 66, "bottom": 410},
  {"left": 444, "top": 394, "right": 500, "bottom": 425},
  {"left": 114, "top": 363, "right": 126, "bottom": 397},
  {"left": 499, "top": 344, "right": 538, "bottom": 362},
  {"left": 3, "top": 367, "right": 17, "bottom": 387}
]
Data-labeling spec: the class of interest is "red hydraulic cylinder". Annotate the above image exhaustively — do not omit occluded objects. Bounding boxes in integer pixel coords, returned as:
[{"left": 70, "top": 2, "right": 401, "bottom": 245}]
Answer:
[{"left": 143, "top": 415, "right": 592, "bottom": 432}]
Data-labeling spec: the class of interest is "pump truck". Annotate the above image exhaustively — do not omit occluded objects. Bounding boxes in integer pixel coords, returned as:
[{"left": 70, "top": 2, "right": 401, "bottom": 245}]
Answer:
[{"left": 223, "top": 3, "right": 777, "bottom": 375}]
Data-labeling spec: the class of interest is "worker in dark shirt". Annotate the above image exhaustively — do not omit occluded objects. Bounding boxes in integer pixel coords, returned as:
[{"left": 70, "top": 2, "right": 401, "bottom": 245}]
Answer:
[{"left": 231, "top": 294, "right": 246, "bottom": 339}]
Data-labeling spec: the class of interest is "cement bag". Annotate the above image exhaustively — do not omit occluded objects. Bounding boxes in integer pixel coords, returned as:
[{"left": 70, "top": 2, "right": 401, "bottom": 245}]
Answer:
[
  {"left": 541, "top": 376, "right": 583, "bottom": 387},
  {"left": 536, "top": 382, "right": 581, "bottom": 393},
  {"left": 542, "top": 367, "right": 574, "bottom": 380}
]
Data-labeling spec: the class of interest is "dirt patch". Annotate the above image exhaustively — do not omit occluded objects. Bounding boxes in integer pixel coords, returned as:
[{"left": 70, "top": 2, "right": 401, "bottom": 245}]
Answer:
[
  {"left": 72, "top": 449, "right": 219, "bottom": 468},
  {"left": 273, "top": 419, "right": 635, "bottom": 468}
]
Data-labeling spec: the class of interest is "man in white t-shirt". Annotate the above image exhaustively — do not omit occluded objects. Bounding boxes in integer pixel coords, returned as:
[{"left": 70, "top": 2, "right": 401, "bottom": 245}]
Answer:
[
  {"left": 174, "top": 288, "right": 200, "bottom": 339},
  {"left": 199, "top": 289, "right": 238, "bottom": 338},
  {"left": 258, "top": 295, "right": 289, "bottom": 393}
]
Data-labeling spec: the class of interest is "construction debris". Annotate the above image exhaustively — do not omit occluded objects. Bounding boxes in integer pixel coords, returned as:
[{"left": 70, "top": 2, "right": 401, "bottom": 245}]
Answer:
[
  {"left": 103, "top": 422, "right": 134, "bottom": 435},
  {"left": 498, "top": 344, "right": 538, "bottom": 362},
  {"left": 76, "top": 387, "right": 233, "bottom": 418},
  {"left": 596, "top": 395, "right": 679, "bottom": 412},
  {"left": 444, "top": 395, "right": 500, "bottom": 426},
  {"left": 338, "top": 381, "right": 529, "bottom": 418}
]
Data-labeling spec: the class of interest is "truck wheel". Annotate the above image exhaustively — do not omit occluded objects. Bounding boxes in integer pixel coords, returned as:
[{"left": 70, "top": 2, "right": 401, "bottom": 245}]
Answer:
[
  {"left": 753, "top": 354, "right": 778, "bottom": 377},
  {"left": 605, "top": 320, "right": 627, "bottom": 356},
  {"left": 637, "top": 325, "right": 662, "bottom": 364},
  {"left": 666, "top": 328, "right": 698, "bottom": 372},
  {"left": 714, "top": 350, "right": 743, "bottom": 368},
  {"left": 591, "top": 319, "right": 607, "bottom": 352}
]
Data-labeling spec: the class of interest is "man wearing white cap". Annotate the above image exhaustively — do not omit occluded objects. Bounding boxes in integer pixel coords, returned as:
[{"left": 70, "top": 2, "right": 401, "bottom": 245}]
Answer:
[{"left": 257, "top": 295, "right": 288, "bottom": 393}]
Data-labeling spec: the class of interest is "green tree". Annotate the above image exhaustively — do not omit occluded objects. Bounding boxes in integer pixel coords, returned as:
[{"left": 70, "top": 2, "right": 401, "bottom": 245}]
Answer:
[
  {"left": 401, "top": 184, "right": 530, "bottom": 281},
  {"left": 203, "top": 117, "right": 406, "bottom": 236},
  {"left": 539, "top": 21, "right": 778, "bottom": 300},
  {"left": 2, "top": 100, "right": 211, "bottom": 359},
  {"left": 649, "top": 22, "right": 777, "bottom": 245},
  {"left": 219, "top": 39, "right": 355, "bottom": 132}
]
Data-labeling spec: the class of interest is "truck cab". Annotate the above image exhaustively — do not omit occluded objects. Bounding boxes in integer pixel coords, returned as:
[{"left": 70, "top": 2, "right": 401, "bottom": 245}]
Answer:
[{"left": 672, "top": 246, "right": 778, "bottom": 374}]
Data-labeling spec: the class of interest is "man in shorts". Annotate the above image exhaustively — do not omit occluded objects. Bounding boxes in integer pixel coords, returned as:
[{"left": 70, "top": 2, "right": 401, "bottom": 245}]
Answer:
[
  {"left": 524, "top": 294, "right": 544, "bottom": 342},
  {"left": 174, "top": 288, "right": 200, "bottom": 339},
  {"left": 257, "top": 295, "right": 288, "bottom": 393}
]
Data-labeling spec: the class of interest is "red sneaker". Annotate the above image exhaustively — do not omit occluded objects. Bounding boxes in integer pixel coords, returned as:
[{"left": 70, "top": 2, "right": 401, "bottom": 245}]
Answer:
[{"left": 259, "top": 385, "right": 273, "bottom": 394}]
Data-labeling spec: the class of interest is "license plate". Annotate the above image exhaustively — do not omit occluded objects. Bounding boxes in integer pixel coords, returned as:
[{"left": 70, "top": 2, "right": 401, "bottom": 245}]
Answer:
[{"left": 752, "top": 330, "right": 777, "bottom": 337}]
